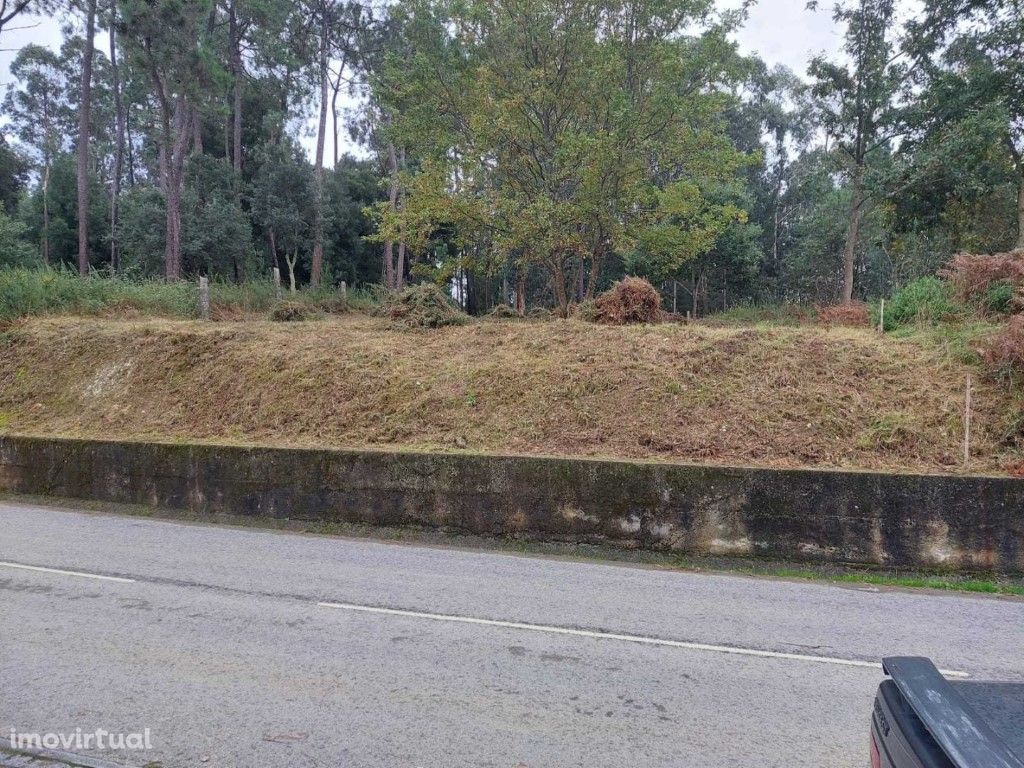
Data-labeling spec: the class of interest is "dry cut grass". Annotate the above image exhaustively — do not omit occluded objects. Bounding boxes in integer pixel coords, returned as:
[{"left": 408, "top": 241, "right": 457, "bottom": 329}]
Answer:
[{"left": 0, "top": 315, "right": 1020, "bottom": 474}]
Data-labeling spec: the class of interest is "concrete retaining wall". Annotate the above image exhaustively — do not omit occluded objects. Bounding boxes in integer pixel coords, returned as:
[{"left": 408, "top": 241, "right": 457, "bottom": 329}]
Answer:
[{"left": 1, "top": 435, "right": 1022, "bottom": 572}]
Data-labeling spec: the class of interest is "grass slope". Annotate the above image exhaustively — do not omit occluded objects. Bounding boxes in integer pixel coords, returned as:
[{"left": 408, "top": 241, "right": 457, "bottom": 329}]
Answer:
[{"left": 0, "top": 315, "right": 1019, "bottom": 474}]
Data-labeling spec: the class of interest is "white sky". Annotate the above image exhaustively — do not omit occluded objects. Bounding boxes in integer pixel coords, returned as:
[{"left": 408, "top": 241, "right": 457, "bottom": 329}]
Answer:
[{"left": 0, "top": 0, "right": 844, "bottom": 165}]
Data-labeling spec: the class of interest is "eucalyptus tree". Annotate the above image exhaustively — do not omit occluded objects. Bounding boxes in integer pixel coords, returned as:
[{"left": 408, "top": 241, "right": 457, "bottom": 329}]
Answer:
[
  {"left": 3, "top": 44, "right": 70, "bottom": 263},
  {"left": 808, "top": 0, "right": 905, "bottom": 302},
  {"left": 76, "top": 0, "right": 98, "bottom": 275}
]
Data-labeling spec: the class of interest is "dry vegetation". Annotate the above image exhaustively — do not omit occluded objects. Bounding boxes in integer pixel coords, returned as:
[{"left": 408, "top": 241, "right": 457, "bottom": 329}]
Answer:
[
  {"left": 815, "top": 301, "right": 871, "bottom": 327},
  {"left": 1, "top": 314, "right": 1020, "bottom": 474}
]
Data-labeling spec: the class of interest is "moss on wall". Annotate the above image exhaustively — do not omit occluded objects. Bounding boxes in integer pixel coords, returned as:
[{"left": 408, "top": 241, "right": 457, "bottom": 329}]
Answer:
[{"left": 2, "top": 435, "right": 1023, "bottom": 572}]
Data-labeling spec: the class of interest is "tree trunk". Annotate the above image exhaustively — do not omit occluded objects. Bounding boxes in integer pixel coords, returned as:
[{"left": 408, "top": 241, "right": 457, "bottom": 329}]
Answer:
[
  {"left": 1016, "top": 175, "right": 1024, "bottom": 251},
  {"left": 165, "top": 181, "right": 181, "bottom": 279},
  {"left": 331, "top": 67, "right": 342, "bottom": 169},
  {"left": 396, "top": 240, "right": 406, "bottom": 290},
  {"left": 842, "top": 168, "right": 864, "bottom": 303},
  {"left": 309, "top": 7, "right": 329, "bottom": 288},
  {"left": 552, "top": 259, "right": 569, "bottom": 318},
  {"left": 160, "top": 96, "right": 192, "bottom": 281},
  {"left": 268, "top": 229, "right": 279, "bottom": 271},
  {"left": 229, "top": 0, "right": 242, "bottom": 174},
  {"left": 515, "top": 267, "right": 526, "bottom": 316},
  {"left": 586, "top": 239, "right": 605, "bottom": 299},
  {"left": 125, "top": 110, "right": 135, "bottom": 187},
  {"left": 77, "top": 0, "right": 97, "bottom": 276},
  {"left": 109, "top": 0, "right": 125, "bottom": 272},
  {"left": 41, "top": 162, "right": 50, "bottom": 264},
  {"left": 286, "top": 251, "right": 297, "bottom": 293},
  {"left": 691, "top": 269, "right": 700, "bottom": 318},
  {"left": 383, "top": 140, "right": 399, "bottom": 290}
]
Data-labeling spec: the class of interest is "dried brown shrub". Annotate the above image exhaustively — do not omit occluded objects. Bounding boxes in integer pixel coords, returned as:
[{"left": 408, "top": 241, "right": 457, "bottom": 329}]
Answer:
[
  {"left": 269, "top": 301, "right": 312, "bottom": 322},
  {"left": 938, "top": 250, "right": 1024, "bottom": 301},
  {"left": 815, "top": 302, "right": 870, "bottom": 327},
  {"left": 384, "top": 284, "right": 469, "bottom": 329},
  {"left": 980, "top": 315, "right": 1024, "bottom": 379},
  {"left": 592, "top": 277, "right": 661, "bottom": 324}
]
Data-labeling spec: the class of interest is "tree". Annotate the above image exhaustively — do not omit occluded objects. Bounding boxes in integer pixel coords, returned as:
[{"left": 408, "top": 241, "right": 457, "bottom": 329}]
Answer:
[
  {"left": 808, "top": 0, "right": 904, "bottom": 302},
  {"left": 0, "top": 136, "right": 30, "bottom": 215},
  {"left": 371, "top": 0, "right": 748, "bottom": 316},
  {"left": 107, "top": 0, "right": 127, "bottom": 271},
  {"left": 77, "top": 0, "right": 99, "bottom": 275},
  {"left": 120, "top": 0, "right": 219, "bottom": 279},
  {"left": 0, "top": 0, "right": 48, "bottom": 37},
  {"left": 0, "top": 207, "right": 37, "bottom": 266},
  {"left": 251, "top": 140, "right": 314, "bottom": 290},
  {"left": 909, "top": 0, "right": 1024, "bottom": 249},
  {"left": 3, "top": 44, "right": 69, "bottom": 263}
]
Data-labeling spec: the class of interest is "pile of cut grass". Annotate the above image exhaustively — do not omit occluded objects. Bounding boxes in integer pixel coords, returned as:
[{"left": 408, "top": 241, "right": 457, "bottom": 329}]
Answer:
[{"left": 1, "top": 314, "right": 1020, "bottom": 474}]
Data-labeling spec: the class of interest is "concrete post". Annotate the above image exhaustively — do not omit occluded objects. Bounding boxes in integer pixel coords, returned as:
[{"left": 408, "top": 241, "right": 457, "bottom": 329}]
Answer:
[
  {"left": 273, "top": 267, "right": 282, "bottom": 300},
  {"left": 198, "top": 276, "right": 209, "bottom": 320}
]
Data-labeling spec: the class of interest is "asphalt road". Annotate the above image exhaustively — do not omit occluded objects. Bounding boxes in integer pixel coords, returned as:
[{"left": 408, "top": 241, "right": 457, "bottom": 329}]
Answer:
[{"left": 2, "top": 500, "right": 1023, "bottom": 768}]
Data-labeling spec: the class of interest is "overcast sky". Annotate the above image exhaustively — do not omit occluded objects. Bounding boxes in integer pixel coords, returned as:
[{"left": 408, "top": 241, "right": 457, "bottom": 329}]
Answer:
[{"left": 0, "top": 0, "right": 843, "bottom": 162}]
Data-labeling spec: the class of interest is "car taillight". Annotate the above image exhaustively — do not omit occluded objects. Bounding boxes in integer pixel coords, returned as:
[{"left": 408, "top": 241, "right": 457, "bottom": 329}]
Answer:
[{"left": 870, "top": 731, "right": 882, "bottom": 768}]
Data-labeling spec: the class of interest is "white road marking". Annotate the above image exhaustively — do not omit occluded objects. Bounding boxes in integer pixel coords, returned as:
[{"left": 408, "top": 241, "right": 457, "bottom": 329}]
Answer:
[
  {"left": 0, "top": 560, "right": 136, "bottom": 583},
  {"left": 318, "top": 600, "right": 970, "bottom": 678}
]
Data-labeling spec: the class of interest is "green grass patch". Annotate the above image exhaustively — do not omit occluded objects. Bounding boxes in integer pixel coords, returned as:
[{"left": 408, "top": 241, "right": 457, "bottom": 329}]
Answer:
[
  {"left": 0, "top": 267, "right": 370, "bottom": 322},
  {"left": 704, "top": 303, "right": 814, "bottom": 327},
  {"left": 763, "top": 567, "right": 1024, "bottom": 597}
]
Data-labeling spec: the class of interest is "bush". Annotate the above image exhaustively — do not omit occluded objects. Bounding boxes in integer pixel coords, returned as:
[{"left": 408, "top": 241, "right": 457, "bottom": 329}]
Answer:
[
  {"left": 984, "top": 281, "right": 1015, "bottom": 315},
  {"left": 384, "top": 283, "right": 469, "bottom": 329},
  {"left": 883, "top": 277, "right": 959, "bottom": 330},
  {"left": 571, "top": 300, "right": 599, "bottom": 322},
  {"left": 981, "top": 315, "right": 1024, "bottom": 381},
  {"left": 0, "top": 268, "right": 358, "bottom": 322},
  {"left": 486, "top": 303, "right": 521, "bottom": 320},
  {"left": 938, "top": 250, "right": 1024, "bottom": 302},
  {"left": 269, "top": 300, "right": 312, "bottom": 322},
  {"left": 0, "top": 267, "right": 196, "bottom": 321},
  {"left": 816, "top": 301, "right": 870, "bottom": 327},
  {"left": 591, "top": 277, "right": 661, "bottom": 324}
]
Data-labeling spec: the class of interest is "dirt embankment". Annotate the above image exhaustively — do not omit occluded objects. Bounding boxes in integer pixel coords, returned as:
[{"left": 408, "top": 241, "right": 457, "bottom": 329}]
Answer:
[{"left": 0, "top": 315, "right": 1018, "bottom": 474}]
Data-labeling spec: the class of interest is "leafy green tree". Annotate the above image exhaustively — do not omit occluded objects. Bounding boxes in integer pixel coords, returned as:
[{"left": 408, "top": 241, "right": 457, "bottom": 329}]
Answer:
[
  {"left": 19, "top": 153, "right": 110, "bottom": 269},
  {"left": 908, "top": 0, "right": 1024, "bottom": 249},
  {"left": 325, "top": 156, "right": 384, "bottom": 286},
  {"left": 181, "top": 155, "right": 255, "bottom": 279},
  {"left": 116, "top": 186, "right": 166, "bottom": 275},
  {"left": 251, "top": 140, "right": 314, "bottom": 290},
  {"left": 0, "top": 137, "right": 29, "bottom": 215},
  {"left": 0, "top": 207, "right": 37, "bottom": 267},
  {"left": 119, "top": 0, "right": 222, "bottom": 279},
  {"left": 3, "top": 44, "right": 71, "bottom": 264},
  {"left": 808, "top": 0, "right": 905, "bottom": 301},
  {"left": 372, "top": 0, "right": 748, "bottom": 316}
]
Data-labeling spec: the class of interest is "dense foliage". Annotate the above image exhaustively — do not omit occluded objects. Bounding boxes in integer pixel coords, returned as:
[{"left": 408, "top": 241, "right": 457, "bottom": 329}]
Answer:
[{"left": 0, "top": 0, "right": 1019, "bottom": 315}]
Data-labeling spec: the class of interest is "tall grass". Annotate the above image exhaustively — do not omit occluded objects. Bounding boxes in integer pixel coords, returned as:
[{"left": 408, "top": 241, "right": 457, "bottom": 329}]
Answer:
[{"left": 0, "top": 268, "right": 367, "bottom": 322}]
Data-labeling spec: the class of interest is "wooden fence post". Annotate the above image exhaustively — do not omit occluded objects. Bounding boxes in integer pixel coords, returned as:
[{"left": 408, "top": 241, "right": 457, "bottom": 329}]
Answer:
[{"left": 964, "top": 374, "right": 972, "bottom": 468}]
